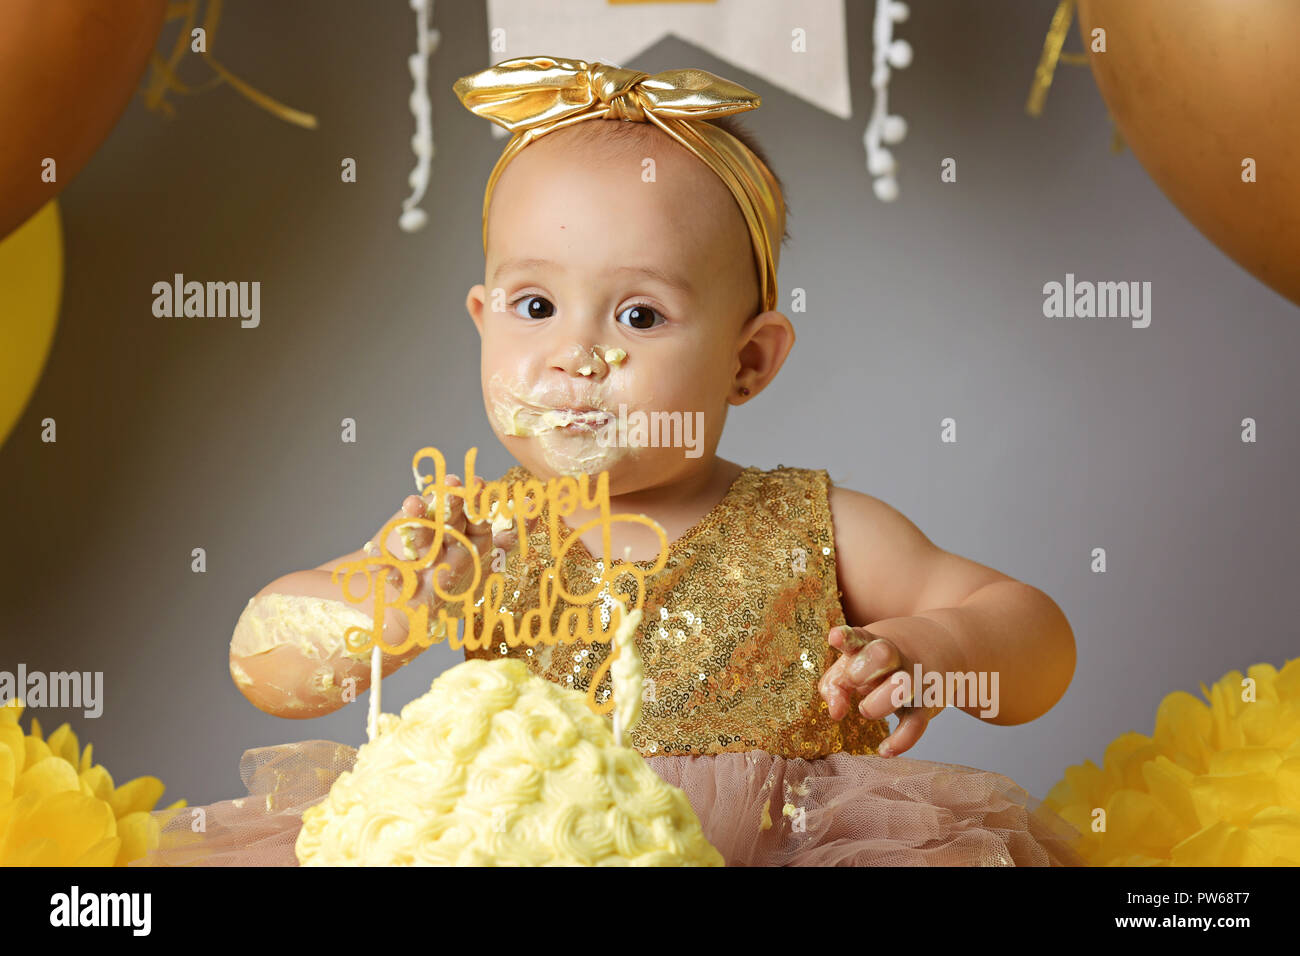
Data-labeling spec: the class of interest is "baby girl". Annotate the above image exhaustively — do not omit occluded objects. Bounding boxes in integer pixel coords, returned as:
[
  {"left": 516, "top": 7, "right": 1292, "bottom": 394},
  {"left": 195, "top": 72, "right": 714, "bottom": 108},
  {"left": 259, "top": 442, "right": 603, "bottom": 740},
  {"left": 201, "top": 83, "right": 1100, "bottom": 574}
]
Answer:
[{"left": 224, "top": 56, "right": 1079, "bottom": 865}]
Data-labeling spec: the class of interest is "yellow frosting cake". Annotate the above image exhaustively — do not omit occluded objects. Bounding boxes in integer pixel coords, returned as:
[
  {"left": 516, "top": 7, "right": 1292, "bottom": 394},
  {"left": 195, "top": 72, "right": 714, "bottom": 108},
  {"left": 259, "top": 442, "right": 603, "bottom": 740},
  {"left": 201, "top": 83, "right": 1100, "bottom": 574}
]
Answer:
[{"left": 295, "top": 656, "right": 724, "bottom": 866}]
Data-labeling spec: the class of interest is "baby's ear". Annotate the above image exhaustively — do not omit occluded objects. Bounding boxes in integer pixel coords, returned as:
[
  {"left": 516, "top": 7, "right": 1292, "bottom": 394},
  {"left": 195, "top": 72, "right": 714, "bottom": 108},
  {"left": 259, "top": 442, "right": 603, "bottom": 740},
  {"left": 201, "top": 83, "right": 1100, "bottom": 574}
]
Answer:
[
  {"left": 466, "top": 284, "right": 487, "bottom": 334},
  {"left": 734, "top": 310, "right": 795, "bottom": 399}
]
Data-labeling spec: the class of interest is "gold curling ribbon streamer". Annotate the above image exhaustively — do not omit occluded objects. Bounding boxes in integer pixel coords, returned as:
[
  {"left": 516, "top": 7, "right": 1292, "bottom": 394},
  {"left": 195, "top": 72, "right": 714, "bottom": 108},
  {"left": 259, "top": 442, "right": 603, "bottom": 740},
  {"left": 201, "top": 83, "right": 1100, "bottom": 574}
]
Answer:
[
  {"left": 1026, "top": 0, "right": 1079, "bottom": 118},
  {"left": 143, "top": 0, "right": 318, "bottom": 129},
  {"left": 1026, "top": 0, "right": 1124, "bottom": 154}
]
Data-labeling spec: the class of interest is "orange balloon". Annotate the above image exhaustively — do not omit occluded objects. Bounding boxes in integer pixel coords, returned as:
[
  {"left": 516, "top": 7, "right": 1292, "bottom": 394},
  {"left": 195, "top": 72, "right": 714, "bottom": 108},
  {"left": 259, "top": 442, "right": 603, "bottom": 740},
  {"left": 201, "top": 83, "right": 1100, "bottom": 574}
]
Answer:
[
  {"left": 0, "top": 0, "right": 166, "bottom": 239},
  {"left": 1077, "top": 0, "right": 1300, "bottom": 307}
]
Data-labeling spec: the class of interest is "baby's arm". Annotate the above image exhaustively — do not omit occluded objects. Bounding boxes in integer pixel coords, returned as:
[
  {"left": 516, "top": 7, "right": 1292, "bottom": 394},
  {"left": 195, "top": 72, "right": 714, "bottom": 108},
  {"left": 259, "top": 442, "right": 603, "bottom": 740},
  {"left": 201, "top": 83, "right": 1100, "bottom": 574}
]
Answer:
[
  {"left": 227, "top": 565, "right": 417, "bottom": 721},
  {"left": 823, "top": 484, "right": 1076, "bottom": 732},
  {"left": 229, "top": 477, "right": 522, "bottom": 720}
]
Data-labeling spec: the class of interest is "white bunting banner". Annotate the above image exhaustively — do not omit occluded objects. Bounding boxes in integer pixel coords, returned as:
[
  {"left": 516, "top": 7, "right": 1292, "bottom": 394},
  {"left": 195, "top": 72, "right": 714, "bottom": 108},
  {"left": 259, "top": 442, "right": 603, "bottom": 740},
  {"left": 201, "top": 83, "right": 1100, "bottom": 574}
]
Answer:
[{"left": 482, "top": 0, "right": 852, "bottom": 138}]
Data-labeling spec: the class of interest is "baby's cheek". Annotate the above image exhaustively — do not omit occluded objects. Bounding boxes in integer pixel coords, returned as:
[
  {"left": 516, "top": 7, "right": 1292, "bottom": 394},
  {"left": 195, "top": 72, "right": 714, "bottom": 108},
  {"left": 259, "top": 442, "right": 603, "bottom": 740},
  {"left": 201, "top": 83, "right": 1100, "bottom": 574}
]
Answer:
[
  {"left": 610, "top": 361, "right": 657, "bottom": 410},
  {"left": 483, "top": 371, "right": 529, "bottom": 436}
]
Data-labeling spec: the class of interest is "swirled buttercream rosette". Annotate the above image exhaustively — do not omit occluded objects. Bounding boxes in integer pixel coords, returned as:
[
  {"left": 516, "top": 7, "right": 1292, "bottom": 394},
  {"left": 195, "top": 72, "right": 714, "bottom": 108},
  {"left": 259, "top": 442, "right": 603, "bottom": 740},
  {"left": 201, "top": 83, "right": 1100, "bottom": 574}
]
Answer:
[{"left": 295, "top": 657, "right": 722, "bottom": 866}]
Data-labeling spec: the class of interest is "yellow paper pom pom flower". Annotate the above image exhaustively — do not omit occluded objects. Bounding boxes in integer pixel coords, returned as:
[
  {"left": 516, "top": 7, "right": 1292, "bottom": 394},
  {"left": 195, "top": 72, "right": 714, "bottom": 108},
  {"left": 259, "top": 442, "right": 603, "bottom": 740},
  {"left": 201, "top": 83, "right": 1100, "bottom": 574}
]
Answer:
[
  {"left": 1045, "top": 657, "right": 1300, "bottom": 866},
  {"left": 0, "top": 698, "right": 186, "bottom": 866}
]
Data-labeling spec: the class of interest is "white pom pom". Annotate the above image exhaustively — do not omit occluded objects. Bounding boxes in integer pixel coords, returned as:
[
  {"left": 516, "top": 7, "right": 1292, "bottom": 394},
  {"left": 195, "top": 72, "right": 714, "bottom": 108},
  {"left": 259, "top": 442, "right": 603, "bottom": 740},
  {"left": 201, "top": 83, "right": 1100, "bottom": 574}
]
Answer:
[
  {"left": 888, "top": 39, "right": 913, "bottom": 69},
  {"left": 867, "top": 147, "right": 896, "bottom": 177},
  {"left": 890, "top": 2, "right": 910, "bottom": 23},
  {"left": 882, "top": 115, "right": 908, "bottom": 144},
  {"left": 873, "top": 176, "right": 899, "bottom": 202},
  {"left": 399, "top": 208, "right": 428, "bottom": 232}
]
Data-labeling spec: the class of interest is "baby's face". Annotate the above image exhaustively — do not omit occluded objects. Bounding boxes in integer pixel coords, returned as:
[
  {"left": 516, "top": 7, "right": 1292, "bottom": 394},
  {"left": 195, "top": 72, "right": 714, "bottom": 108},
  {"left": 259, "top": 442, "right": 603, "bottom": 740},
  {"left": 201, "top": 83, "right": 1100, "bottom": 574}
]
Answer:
[{"left": 466, "top": 123, "right": 758, "bottom": 493}]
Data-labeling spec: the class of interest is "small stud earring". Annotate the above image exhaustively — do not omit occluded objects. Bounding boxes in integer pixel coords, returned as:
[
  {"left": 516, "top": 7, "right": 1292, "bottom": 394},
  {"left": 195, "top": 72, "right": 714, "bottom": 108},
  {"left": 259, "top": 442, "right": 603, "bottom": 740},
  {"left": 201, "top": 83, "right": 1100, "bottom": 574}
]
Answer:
[{"left": 739, "top": 386, "right": 750, "bottom": 396}]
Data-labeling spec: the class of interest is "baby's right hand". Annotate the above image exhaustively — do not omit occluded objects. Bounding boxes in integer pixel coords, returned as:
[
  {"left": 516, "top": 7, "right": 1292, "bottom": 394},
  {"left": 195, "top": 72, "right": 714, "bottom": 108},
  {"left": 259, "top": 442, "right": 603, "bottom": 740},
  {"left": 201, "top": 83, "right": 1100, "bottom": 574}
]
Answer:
[{"left": 372, "top": 475, "right": 532, "bottom": 607}]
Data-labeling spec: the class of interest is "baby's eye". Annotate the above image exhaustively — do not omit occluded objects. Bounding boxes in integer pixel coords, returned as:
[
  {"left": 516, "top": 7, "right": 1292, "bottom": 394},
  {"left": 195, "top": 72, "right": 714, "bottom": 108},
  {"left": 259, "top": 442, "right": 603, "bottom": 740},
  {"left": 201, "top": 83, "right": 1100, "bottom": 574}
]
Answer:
[
  {"left": 512, "top": 295, "right": 555, "bottom": 320},
  {"left": 616, "top": 303, "right": 665, "bottom": 331}
]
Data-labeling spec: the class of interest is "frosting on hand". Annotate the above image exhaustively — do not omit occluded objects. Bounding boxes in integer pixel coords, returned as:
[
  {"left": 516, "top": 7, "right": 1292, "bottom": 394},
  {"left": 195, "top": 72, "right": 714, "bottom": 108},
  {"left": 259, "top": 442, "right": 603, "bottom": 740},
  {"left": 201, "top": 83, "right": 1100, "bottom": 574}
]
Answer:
[{"left": 231, "top": 593, "right": 375, "bottom": 663}]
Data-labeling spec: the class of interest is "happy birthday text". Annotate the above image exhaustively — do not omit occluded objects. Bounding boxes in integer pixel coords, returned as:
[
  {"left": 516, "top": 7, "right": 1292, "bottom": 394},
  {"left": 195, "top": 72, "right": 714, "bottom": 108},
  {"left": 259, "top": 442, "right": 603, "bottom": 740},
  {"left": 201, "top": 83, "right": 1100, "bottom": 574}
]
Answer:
[{"left": 332, "top": 447, "right": 667, "bottom": 708}]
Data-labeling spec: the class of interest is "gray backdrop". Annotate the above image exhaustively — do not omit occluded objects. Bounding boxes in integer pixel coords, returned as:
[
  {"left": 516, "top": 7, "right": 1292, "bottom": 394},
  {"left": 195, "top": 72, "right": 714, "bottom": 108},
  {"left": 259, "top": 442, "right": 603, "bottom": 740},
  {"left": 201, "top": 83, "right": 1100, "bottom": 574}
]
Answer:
[{"left": 1, "top": 0, "right": 1295, "bottom": 806}]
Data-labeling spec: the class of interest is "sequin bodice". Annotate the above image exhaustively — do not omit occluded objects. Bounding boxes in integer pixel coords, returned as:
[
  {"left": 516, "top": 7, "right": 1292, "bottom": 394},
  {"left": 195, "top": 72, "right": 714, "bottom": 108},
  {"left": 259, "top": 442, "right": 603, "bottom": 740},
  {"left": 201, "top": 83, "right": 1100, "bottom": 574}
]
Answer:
[{"left": 462, "top": 465, "right": 889, "bottom": 759}]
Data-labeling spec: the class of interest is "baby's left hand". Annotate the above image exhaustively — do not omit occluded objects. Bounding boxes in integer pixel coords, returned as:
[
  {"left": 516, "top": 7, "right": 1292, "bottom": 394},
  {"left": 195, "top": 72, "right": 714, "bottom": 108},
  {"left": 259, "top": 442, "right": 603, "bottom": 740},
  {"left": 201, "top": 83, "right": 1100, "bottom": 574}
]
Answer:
[{"left": 818, "top": 624, "right": 942, "bottom": 757}]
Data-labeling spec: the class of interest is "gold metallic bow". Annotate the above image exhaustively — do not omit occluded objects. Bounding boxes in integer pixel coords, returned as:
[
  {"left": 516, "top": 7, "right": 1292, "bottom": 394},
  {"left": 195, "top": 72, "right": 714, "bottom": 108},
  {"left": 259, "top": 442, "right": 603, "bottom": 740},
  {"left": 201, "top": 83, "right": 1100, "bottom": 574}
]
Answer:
[{"left": 454, "top": 56, "right": 784, "bottom": 313}]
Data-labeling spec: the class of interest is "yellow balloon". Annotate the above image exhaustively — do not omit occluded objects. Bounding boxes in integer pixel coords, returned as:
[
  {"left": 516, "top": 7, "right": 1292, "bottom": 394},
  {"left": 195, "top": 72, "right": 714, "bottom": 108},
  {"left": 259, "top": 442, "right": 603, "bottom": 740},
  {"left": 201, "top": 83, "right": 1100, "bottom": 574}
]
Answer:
[{"left": 0, "top": 200, "right": 62, "bottom": 451}]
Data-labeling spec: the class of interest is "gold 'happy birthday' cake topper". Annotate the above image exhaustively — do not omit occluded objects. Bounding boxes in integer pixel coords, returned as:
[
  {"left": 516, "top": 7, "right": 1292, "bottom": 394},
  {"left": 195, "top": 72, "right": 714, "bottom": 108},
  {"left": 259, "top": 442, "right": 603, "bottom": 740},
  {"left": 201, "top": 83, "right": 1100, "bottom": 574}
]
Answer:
[{"left": 331, "top": 447, "right": 668, "bottom": 727}]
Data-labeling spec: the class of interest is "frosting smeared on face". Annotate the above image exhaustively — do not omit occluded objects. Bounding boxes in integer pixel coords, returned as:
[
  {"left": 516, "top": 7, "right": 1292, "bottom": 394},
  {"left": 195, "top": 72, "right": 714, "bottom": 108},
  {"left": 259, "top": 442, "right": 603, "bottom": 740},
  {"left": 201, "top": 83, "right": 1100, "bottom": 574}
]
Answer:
[{"left": 487, "top": 364, "right": 647, "bottom": 476}]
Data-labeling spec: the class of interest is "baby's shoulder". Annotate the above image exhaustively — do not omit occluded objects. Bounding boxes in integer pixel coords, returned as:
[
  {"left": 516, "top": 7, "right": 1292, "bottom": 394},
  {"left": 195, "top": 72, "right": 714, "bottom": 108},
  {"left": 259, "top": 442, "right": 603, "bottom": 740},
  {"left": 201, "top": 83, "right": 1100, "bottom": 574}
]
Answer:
[
  {"left": 824, "top": 479, "right": 965, "bottom": 624},
  {"left": 824, "top": 480, "right": 930, "bottom": 558}
]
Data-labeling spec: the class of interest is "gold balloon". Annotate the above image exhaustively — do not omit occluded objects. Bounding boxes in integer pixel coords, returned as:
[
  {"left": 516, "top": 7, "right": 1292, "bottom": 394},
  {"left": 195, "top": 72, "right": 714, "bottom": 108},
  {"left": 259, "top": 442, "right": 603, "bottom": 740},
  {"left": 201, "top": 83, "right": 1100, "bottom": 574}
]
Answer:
[
  {"left": 1077, "top": 0, "right": 1300, "bottom": 307},
  {"left": 0, "top": 0, "right": 166, "bottom": 239},
  {"left": 0, "top": 202, "right": 62, "bottom": 452}
]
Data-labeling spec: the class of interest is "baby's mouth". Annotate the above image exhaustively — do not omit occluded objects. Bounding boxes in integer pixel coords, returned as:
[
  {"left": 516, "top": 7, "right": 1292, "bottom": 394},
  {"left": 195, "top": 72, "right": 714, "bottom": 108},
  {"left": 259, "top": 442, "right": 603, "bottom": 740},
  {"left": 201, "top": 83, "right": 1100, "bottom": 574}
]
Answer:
[
  {"left": 487, "top": 374, "right": 638, "bottom": 474},
  {"left": 491, "top": 382, "right": 617, "bottom": 438},
  {"left": 544, "top": 407, "right": 614, "bottom": 433}
]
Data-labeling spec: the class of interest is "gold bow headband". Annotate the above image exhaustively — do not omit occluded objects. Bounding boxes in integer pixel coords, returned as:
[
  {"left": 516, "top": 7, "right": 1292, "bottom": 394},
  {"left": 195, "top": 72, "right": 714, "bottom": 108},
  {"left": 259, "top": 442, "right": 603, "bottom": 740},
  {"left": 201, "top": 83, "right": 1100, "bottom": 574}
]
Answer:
[{"left": 453, "top": 55, "right": 783, "bottom": 313}]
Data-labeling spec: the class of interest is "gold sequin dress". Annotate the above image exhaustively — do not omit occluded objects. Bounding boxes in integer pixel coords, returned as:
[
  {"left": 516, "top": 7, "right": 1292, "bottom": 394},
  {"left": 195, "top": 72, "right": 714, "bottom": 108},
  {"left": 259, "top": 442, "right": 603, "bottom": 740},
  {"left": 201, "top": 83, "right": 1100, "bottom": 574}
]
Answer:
[
  {"left": 134, "top": 463, "right": 1084, "bottom": 867},
  {"left": 462, "top": 464, "right": 891, "bottom": 759},
  {"left": 455, "top": 464, "right": 1082, "bottom": 866}
]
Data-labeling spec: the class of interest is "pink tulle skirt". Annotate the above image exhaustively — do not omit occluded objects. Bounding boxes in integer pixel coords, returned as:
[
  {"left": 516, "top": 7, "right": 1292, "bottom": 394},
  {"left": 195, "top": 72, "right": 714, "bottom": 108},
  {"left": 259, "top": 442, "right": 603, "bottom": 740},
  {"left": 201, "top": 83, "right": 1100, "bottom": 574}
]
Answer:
[{"left": 129, "top": 740, "right": 1085, "bottom": 867}]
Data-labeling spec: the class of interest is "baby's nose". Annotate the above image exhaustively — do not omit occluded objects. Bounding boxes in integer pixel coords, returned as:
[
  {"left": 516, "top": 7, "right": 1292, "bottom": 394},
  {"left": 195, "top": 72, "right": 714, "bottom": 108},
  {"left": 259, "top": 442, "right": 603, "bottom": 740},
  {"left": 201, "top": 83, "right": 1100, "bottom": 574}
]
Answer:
[{"left": 552, "top": 343, "right": 609, "bottom": 379}]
